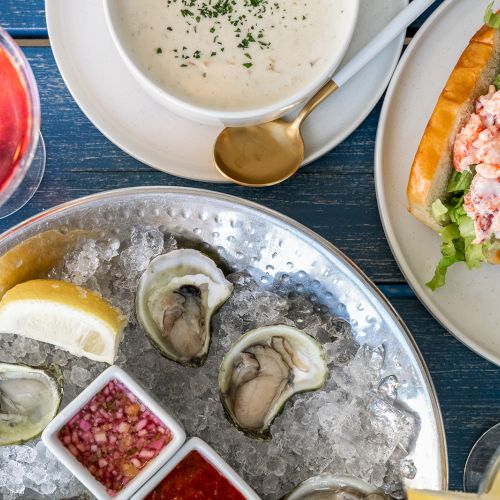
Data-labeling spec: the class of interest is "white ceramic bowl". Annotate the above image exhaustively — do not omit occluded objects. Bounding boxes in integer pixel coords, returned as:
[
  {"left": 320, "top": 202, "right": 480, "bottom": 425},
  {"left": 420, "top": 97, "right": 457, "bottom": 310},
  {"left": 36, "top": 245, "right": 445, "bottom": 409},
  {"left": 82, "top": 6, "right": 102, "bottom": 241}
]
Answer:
[
  {"left": 103, "top": 0, "right": 359, "bottom": 126},
  {"left": 42, "top": 365, "right": 186, "bottom": 500},
  {"left": 131, "top": 437, "right": 260, "bottom": 499}
]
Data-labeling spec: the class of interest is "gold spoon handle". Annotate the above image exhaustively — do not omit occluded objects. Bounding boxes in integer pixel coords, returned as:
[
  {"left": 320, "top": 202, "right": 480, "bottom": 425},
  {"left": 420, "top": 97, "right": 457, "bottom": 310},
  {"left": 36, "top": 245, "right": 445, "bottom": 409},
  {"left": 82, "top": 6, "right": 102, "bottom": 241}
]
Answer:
[{"left": 293, "top": 80, "right": 339, "bottom": 128}]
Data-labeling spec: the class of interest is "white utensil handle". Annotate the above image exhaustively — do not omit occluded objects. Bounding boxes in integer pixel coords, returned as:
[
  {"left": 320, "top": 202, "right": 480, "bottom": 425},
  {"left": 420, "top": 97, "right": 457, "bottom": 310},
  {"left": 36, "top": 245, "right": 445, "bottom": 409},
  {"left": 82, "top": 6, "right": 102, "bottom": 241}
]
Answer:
[{"left": 334, "top": 0, "right": 436, "bottom": 87}]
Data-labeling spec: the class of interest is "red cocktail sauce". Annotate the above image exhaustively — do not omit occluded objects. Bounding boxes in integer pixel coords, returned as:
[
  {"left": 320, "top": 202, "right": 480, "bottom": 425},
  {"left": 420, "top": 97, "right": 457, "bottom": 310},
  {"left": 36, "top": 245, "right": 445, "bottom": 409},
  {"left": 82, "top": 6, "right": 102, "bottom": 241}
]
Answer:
[
  {"left": 58, "top": 379, "right": 172, "bottom": 496},
  {"left": 0, "top": 45, "right": 30, "bottom": 190},
  {"left": 145, "top": 450, "right": 246, "bottom": 500}
]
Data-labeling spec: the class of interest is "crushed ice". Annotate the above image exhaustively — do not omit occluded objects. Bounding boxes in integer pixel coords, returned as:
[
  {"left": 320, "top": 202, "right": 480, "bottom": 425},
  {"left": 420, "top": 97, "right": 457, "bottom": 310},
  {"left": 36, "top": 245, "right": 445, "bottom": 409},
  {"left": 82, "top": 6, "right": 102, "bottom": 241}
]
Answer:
[{"left": 0, "top": 228, "right": 418, "bottom": 499}]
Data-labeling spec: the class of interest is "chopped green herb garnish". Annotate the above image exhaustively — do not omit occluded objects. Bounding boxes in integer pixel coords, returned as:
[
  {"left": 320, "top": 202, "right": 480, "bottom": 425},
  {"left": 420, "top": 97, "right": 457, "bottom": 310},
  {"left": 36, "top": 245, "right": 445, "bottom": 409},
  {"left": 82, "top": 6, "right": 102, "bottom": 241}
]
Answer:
[
  {"left": 243, "top": 62, "right": 253, "bottom": 68},
  {"left": 156, "top": 0, "right": 288, "bottom": 68}
]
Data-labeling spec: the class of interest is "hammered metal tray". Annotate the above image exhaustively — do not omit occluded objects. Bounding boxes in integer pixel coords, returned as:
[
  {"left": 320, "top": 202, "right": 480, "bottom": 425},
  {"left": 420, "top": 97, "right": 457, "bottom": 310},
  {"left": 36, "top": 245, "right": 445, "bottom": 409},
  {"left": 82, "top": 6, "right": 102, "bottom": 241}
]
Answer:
[{"left": 0, "top": 187, "right": 447, "bottom": 498}]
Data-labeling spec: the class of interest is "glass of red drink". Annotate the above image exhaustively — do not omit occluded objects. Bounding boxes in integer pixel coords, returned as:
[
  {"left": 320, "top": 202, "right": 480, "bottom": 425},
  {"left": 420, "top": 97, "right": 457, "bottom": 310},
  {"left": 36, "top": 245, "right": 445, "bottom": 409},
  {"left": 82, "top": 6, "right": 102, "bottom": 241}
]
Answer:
[{"left": 0, "top": 26, "right": 45, "bottom": 218}]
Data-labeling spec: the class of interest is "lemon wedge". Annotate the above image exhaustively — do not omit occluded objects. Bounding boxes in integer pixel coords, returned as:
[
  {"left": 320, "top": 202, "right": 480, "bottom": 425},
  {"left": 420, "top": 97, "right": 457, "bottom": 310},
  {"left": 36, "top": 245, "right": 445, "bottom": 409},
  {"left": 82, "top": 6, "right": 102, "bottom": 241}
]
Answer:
[
  {"left": 0, "top": 280, "right": 127, "bottom": 364},
  {"left": 408, "top": 479, "right": 500, "bottom": 500},
  {"left": 408, "top": 491, "right": 476, "bottom": 500},
  {"left": 0, "top": 229, "right": 93, "bottom": 299}
]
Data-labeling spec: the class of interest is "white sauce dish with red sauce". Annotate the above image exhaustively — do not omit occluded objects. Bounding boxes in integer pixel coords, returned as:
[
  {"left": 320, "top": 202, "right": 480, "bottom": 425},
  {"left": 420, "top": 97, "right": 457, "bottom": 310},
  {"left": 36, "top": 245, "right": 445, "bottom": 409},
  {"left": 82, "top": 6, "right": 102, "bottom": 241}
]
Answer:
[
  {"left": 42, "top": 365, "right": 186, "bottom": 500},
  {"left": 131, "top": 437, "right": 260, "bottom": 500}
]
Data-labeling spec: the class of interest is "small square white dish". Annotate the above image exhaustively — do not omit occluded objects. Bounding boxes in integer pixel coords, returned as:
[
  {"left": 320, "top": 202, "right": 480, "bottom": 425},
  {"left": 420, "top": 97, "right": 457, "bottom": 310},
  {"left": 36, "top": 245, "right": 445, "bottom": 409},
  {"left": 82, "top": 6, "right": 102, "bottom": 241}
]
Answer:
[
  {"left": 42, "top": 365, "right": 186, "bottom": 500},
  {"left": 131, "top": 437, "right": 260, "bottom": 499}
]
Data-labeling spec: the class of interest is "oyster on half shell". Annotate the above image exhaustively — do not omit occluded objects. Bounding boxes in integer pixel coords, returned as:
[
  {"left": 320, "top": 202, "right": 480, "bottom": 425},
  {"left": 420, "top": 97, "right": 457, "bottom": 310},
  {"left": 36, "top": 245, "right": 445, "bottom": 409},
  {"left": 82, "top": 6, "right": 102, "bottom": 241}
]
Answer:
[
  {"left": 0, "top": 362, "right": 63, "bottom": 446},
  {"left": 136, "top": 249, "right": 233, "bottom": 367},
  {"left": 219, "top": 324, "right": 328, "bottom": 438},
  {"left": 284, "top": 474, "right": 387, "bottom": 500}
]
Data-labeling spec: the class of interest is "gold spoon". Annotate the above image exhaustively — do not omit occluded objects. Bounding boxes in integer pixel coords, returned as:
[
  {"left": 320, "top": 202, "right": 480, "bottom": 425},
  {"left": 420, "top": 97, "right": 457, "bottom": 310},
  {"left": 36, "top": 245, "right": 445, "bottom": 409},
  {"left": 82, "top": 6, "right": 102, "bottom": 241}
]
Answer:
[{"left": 213, "top": 0, "right": 436, "bottom": 186}]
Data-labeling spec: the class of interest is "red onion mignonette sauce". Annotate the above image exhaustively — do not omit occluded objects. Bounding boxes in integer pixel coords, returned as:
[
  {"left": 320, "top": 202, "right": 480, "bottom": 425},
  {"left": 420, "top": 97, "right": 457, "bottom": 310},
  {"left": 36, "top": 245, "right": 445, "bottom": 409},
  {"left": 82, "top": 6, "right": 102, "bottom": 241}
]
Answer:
[{"left": 58, "top": 379, "right": 172, "bottom": 496}]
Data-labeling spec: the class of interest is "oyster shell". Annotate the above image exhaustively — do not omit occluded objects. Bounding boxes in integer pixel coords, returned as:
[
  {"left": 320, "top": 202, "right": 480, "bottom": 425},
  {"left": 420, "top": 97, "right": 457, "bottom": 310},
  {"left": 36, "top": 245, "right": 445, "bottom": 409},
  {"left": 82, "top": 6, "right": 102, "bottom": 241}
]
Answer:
[
  {"left": 136, "top": 249, "right": 233, "bottom": 367},
  {"left": 284, "top": 474, "right": 387, "bottom": 500},
  {"left": 219, "top": 324, "right": 328, "bottom": 438},
  {"left": 0, "top": 362, "right": 63, "bottom": 446}
]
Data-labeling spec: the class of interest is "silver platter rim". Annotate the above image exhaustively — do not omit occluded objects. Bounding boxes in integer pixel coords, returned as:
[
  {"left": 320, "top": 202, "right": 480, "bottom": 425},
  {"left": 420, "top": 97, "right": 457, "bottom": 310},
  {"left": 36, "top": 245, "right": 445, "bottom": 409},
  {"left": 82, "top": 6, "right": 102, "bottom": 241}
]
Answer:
[{"left": 0, "top": 185, "right": 448, "bottom": 491}]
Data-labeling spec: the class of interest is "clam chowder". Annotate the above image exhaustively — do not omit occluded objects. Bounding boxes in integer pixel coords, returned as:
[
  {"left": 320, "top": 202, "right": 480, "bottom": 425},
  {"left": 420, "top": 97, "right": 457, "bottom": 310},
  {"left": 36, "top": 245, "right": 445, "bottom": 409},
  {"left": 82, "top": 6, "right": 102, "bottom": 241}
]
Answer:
[{"left": 114, "top": 0, "right": 348, "bottom": 110}]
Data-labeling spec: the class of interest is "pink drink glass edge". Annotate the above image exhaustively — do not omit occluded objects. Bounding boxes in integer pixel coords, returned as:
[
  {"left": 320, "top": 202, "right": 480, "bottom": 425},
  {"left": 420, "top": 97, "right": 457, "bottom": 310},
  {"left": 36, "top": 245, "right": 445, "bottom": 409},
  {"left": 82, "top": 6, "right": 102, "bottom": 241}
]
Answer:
[{"left": 0, "top": 26, "right": 41, "bottom": 208}]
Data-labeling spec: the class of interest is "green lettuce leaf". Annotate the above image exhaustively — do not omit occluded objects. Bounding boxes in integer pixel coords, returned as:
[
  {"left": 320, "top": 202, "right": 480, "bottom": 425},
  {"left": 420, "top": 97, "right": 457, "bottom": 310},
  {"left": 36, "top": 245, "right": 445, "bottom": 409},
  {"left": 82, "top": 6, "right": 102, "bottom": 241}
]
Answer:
[
  {"left": 447, "top": 169, "right": 473, "bottom": 193},
  {"left": 447, "top": 197, "right": 466, "bottom": 224},
  {"left": 427, "top": 170, "right": 487, "bottom": 290},
  {"left": 458, "top": 214, "right": 475, "bottom": 239},
  {"left": 465, "top": 241, "right": 486, "bottom": 269},
  {"left": 431, "top": 199, "right": 449, "bottom": 223},
  {"left": 440, "top": 223, "right": 461, "bottom": 242},
  {"left": 426, "top": 255, "right": 459, "bottom": 291},
  {"left": 485, "top": 1, "right": 500, "bottom": 29}
]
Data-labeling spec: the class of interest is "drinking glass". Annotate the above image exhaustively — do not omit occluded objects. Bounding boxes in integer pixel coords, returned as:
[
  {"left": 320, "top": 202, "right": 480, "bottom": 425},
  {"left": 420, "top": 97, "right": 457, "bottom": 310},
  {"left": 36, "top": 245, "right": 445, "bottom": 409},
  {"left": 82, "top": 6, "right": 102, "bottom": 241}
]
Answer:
[
  {"left": 0, "top": 26, "right": 45, "bottom": 218},
  {"left": 464, "top": 423, "right": 500, "bottom": 494}
]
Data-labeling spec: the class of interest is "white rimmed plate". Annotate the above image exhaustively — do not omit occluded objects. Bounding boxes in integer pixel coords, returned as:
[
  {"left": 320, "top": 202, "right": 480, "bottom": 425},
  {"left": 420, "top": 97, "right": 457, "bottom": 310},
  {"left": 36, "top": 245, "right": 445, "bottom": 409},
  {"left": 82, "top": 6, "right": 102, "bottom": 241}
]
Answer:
[
  {"left": 375, "top": 0, "right": 500, "bottom": 366},
  {"left": 45, "top": 0, "right": 407, "bottom": 182}
]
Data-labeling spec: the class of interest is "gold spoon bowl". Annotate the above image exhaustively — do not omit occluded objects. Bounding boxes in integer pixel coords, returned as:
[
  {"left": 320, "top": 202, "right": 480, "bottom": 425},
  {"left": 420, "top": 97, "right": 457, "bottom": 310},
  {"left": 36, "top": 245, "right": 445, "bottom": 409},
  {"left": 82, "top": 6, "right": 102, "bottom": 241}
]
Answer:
[
  {"left": 213, "top": 0, "right": 436, "bottom": 187},
  {"left": 214, "top": 82, "right": 337, "bottom": 187}
]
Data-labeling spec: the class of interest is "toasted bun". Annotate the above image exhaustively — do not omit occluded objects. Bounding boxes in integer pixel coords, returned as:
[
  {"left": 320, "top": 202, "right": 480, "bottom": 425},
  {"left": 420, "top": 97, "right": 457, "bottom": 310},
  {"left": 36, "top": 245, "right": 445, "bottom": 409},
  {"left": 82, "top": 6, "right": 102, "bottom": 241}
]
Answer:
[
  {"left": 484, "top": 246, "right": 500, "bottom": 264},
  {"left": 406, "top": 20, "right": 500, "bottom": 263}
]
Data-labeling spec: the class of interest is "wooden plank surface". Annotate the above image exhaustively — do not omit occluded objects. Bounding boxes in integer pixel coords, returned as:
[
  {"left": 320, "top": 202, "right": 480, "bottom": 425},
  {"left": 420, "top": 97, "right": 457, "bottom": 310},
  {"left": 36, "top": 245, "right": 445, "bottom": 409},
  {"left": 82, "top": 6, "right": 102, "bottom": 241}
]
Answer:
[
  {"left": 1, "top": 0, "right": 447, "bottom": 37},
  {"left": 391, "top": 297, "right": 500, "bottom": 491},
  {"left": 0, "top": 0, "right": 46, "bottom": 36},
  {"left": 0, "top": 44, "right": 496, "bottom": 497},
  {"left": 0, "top": 0, "right": 498, "bottom": 497}
]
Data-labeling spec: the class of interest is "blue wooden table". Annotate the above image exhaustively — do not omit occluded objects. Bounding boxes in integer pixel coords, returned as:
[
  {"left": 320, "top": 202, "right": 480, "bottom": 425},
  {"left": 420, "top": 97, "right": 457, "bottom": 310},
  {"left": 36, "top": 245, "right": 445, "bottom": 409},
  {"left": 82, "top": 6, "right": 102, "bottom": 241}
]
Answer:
[{"left": 1, "top": 0, "right": 499, "bottom": 495}]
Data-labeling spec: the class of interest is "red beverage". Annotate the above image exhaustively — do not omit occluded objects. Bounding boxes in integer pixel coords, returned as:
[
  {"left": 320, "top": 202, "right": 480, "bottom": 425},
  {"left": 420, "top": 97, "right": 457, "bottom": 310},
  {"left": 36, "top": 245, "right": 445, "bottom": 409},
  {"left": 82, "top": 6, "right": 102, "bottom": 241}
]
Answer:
[
  {"left": 0, "top": 27, "right": 43, "bottom": 217},
  {"left": 0, "top": 44, "right": 30, "bottom": 190}
]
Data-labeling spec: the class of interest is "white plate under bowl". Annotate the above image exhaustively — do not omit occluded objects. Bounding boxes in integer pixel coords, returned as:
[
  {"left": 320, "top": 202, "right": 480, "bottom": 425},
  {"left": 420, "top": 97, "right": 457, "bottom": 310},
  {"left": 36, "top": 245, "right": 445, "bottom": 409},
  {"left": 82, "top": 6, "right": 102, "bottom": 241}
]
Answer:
[
  {"left": 375, "top": 0, "right": 500, "bottom": 366},
  {"left": 45, "top": 0, "right": 407, "bottom": 182}
]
